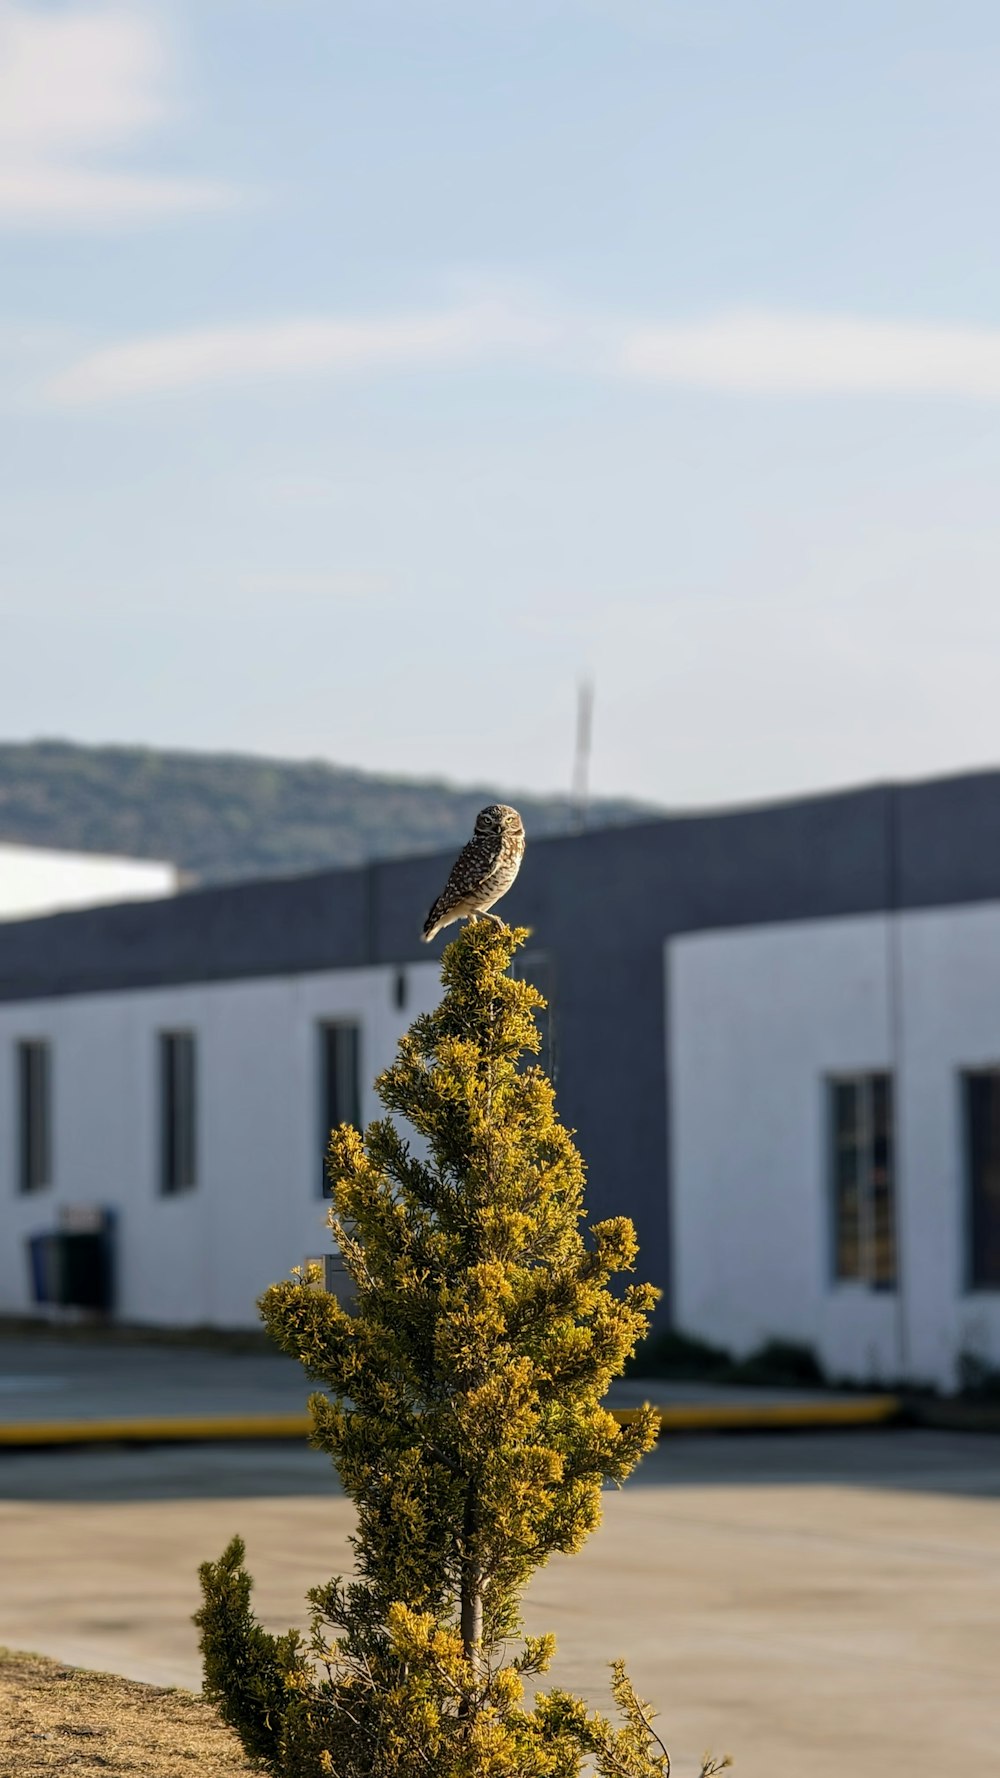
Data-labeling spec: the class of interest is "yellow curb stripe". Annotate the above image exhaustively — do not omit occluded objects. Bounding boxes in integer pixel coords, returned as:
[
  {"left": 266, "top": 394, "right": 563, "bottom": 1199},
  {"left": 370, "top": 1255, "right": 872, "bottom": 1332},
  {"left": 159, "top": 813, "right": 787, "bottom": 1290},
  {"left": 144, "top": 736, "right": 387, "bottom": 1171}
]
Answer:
[
  {"left": 0, "top": 1415, "right": 313, "bottom": 1445},
  {"left": 617, "top": 1395, "right": 901, "bottom": 1430},
  {"left": 0, "top": 1396, "right": 900, "bottom": 1445}
]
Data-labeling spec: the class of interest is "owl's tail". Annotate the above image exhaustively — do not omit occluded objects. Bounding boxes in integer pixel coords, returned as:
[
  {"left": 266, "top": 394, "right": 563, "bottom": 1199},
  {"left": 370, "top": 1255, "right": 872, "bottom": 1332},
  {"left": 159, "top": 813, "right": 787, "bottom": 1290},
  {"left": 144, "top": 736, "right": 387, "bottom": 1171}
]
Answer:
[{"left": 421, "top": 900, "right": 447, "bottom": 943}]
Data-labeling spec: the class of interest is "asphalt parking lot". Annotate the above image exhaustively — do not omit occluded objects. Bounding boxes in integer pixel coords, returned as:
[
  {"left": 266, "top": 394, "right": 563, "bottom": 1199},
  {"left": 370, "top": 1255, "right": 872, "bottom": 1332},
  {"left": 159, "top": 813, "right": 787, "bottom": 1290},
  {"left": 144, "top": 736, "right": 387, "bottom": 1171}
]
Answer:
[{"left": 1, "top": 1427, "right": 998, "bottom": 1778}]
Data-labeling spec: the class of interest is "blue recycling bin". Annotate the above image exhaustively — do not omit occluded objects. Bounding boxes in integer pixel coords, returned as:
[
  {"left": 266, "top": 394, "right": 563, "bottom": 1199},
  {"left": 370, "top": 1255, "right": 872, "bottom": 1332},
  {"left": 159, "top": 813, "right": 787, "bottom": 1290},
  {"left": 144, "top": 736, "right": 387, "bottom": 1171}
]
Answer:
[{"left": 27, "top": 1231, "right": 60, "bottom": 1305}]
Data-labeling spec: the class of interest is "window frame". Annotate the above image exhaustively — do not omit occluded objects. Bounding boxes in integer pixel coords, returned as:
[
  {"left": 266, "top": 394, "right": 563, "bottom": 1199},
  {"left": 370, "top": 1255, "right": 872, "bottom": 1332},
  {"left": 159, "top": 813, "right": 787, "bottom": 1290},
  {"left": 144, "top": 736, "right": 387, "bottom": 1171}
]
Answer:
[
  {"left": 960, "top": 1065, "right": 1000, "bottom": 1293},
  {"left": 826, "top": 1069, "right": 896, "bottom": 1292},
  {"left": 159, "top": 1029, "right": 198, "bottom": 1195},
  {"left": 16, "top": 1038, "right": 52, "bottom": 1195},
  {"left": 317, "top": 1019, "right": 362, "bottom": 1199}
]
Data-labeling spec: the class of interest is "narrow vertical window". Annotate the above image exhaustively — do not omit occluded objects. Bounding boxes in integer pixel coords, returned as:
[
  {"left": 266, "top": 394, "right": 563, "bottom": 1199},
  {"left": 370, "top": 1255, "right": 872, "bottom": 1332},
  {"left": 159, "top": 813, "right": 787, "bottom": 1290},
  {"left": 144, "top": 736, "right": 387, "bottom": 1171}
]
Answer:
[
  {"left": 319, "top": 1022, "right": 361, "bottom": 1197},
  {"left": 17, "top": 1040, "right": 51, "bottom": 1193},
  {"left": 869, "top": 1073, "right": 896, "bottom": 1288},
  {"left": 160, "top": 1031, "right": 197, "bottom": 1193},
  {"left": 828, "top": 1073, "right": 895, "bottom": 1288},
  {"left": 831, "top": 1079, "right": 862, "bottom": 1281},
  {"left": 964, "top": 1070, "right": 1000, "bottom": 1288}
]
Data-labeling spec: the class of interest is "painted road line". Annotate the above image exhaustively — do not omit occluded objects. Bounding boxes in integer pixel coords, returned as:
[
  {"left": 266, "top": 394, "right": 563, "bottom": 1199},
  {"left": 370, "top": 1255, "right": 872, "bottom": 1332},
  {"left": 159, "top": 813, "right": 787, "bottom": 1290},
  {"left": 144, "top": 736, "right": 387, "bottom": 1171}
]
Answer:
[
  {"left": 0, "top": 1415, "right": 313, "bottom": 1445},
  {"left": 619, "top": 1396, "right": 901, "bottom": 1429},
  {"left": 0, "top": 1396, "right": 901, "bottom": 1445}
]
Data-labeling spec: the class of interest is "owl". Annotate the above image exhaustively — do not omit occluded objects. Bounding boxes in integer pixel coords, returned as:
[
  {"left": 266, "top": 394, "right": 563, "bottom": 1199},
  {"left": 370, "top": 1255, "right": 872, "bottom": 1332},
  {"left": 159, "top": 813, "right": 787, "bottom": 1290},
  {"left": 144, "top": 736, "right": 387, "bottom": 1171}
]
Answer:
[{"left": 421, "top": 804, "right": 525, "bottom": 942}]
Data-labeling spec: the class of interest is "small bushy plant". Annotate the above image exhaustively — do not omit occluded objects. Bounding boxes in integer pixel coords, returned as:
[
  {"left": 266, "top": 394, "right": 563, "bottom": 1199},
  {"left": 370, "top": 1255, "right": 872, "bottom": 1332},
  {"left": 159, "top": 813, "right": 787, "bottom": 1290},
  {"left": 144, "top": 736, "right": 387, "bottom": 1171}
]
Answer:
[
  {"left": 956, "top": 1350, "right": 1000, "bottom": 1401},
  {"left": 628, "top": 1327, "right": 825, "bottom": 1390}
]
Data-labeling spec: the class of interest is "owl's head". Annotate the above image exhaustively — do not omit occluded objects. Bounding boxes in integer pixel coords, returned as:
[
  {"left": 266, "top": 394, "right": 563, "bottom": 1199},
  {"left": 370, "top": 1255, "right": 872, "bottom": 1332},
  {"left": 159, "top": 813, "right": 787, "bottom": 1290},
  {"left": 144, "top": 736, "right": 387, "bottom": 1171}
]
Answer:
[{"left": 475, "top": 803, "right": 523, "bottom": 836}]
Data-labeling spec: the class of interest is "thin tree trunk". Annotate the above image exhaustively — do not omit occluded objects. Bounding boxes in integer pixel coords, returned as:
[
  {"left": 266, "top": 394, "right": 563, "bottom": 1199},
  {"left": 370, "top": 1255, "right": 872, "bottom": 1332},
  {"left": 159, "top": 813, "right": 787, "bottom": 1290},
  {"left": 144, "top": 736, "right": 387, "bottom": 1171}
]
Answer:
[
  {"left": 460, "top": 1481, "right": 483, "bottom": 1681},
  {"left": 460, "top": 1016, "right": 489, "bottom": 1699}
]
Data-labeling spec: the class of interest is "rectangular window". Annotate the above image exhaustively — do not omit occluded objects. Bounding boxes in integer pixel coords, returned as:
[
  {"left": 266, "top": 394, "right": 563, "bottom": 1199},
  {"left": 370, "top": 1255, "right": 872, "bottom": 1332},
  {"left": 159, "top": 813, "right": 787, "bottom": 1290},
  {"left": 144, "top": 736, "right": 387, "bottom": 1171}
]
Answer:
[
  {"left": 17, "top": 1040, "right": 51, "bottom": 1193},
  {"left": 319, "top": 1022, "right": 361, "bottom": 1197},
  {"left": 828, "top": 1072, "right": 895, "bottom": 1288},
  {"left": 160, "top": 1031, "right": 197, "bottom": 1194},
  {"left": 963, "top": 1070, "right": 1000, "bottom": 1289}
]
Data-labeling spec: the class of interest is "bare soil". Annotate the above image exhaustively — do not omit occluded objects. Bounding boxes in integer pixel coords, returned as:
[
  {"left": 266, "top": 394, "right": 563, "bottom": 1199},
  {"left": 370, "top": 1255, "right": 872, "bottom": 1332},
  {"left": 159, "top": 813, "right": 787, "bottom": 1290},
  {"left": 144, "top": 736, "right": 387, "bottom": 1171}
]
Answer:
[{"left": 0, "top": 1648, "right": 256, "bottom": 1776}]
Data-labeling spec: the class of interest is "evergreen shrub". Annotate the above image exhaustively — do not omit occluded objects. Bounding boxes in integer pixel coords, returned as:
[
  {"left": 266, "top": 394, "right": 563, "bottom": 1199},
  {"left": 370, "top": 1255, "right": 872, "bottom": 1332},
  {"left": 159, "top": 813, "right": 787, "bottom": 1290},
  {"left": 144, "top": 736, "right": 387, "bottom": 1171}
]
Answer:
[{"left": 196, "top": 921, "right": 728, "bottom": 1776}]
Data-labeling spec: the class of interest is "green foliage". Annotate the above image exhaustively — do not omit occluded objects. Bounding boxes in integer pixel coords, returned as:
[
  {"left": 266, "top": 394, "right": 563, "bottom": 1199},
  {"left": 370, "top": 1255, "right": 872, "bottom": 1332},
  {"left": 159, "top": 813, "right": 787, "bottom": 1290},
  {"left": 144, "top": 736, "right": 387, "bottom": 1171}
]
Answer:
[
  {"left": 197, "top": 921, "right": 725, "bottom": 1775},
  {"left": 729, "top": 1339, "right": 825, "bottom": 1389},
  {"left": 626, "top": 1327, "right": 732, "bottom": 1381},
  {"left": 194, "top": 1537, "right": 315, "bottom": 1771},
  {"left": 628, "top": 1327, "right": 825, "bottom": 1390},
  {"left": 0, "top": 739, "right": 652, "bottom": 884},
  {"left": 956, "top": 1350, "right": 1000, "bottom": 1401}
]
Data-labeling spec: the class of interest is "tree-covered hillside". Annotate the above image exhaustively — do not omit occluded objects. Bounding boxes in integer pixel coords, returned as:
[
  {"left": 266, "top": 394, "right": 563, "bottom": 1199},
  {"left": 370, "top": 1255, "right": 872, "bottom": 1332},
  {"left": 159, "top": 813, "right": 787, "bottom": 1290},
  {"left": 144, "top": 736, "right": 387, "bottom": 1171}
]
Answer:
[{"left": 0, "top": 741, "right": 656, "bottom": 885}]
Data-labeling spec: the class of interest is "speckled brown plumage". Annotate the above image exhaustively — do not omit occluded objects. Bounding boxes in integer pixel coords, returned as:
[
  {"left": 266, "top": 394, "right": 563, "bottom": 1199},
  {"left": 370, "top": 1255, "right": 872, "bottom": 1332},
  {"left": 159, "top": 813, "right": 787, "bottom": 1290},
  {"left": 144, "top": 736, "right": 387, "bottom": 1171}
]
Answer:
[{"left": 421, "top": 804, "right": 525, "bottom": 942}]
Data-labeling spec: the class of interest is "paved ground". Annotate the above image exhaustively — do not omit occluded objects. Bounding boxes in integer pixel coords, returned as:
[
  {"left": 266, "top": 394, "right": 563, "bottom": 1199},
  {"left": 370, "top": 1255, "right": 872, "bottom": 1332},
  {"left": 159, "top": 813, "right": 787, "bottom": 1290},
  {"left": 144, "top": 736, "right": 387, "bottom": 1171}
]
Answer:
[
  {"left": 1, "top": 1428, "right": 998, "bottom": 1778},
  {"left": 0, "top": 1339, "right": 310, "bottom": 1424},
  {"left": 0, "top": 1335, "right": 881, "bottom": 1430}
]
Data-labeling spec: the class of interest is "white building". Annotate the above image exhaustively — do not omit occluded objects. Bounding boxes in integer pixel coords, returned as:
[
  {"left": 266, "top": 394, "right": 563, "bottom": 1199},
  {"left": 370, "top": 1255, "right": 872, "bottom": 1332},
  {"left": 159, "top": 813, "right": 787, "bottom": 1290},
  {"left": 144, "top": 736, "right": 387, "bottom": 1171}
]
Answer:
[
  {"left": 0, "top": 960, "right": 440, "bottom": 1329},
  {"left": 2, "top": 767, "right": 1000, "bottom": 1389},
  {"left": 669, "top": 905, "right": 1000, "bottom": 1391},
  {"left": 0, "top": 842, "right": 177, "bottom": 922}
]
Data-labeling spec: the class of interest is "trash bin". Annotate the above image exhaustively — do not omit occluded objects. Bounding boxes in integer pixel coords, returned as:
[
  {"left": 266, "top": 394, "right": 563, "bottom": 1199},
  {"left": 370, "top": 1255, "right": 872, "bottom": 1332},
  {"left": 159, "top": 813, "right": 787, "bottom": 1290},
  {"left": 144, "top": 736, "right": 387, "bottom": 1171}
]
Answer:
[
  {"left": 58, "top": 1231, "right": 113, "bottom": 1310},
  {"left": 304, "top": 1252, "right": 356, "bottom": 1309},
  {"left": 323, "top": 1251, "right": 356, "bottom": 1308},
  {"left": 27, "top": 1231, "right": 60, "bottom": 1305},
  {"left": 26, "top": 1212, "right": 115, "bottom": 1314}
]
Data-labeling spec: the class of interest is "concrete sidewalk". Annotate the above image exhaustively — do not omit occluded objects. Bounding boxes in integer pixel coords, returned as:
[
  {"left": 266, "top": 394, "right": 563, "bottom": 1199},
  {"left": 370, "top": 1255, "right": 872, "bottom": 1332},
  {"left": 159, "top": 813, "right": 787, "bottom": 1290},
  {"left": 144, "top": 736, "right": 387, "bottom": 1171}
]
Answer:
[{"left": 0, "top": 1334, "right": 899, "bottom": 1443}]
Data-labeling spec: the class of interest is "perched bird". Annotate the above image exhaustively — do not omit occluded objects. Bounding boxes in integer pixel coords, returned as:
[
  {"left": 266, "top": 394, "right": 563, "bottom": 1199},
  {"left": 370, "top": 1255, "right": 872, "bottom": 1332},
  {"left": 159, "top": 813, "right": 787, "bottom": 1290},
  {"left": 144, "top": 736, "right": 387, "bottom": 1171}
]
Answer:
[{"left": 421, "top": 804, "right": 525, "bottom": 942}]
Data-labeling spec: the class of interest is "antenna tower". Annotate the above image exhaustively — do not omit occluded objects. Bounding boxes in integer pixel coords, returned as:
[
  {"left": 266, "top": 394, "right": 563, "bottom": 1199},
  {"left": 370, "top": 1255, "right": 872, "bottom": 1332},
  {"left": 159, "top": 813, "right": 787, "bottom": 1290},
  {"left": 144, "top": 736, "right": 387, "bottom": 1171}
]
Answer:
[{"left": 571, "top": 679, "right": 594, "bottom": 831}]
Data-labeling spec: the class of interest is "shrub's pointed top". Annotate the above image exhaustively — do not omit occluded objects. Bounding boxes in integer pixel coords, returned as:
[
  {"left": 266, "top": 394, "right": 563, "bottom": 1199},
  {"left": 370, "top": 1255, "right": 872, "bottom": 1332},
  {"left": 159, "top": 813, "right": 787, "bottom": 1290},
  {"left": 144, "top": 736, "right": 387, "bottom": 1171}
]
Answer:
[{"left": 438, "top": 919, "right": 531, "bottom": 984}]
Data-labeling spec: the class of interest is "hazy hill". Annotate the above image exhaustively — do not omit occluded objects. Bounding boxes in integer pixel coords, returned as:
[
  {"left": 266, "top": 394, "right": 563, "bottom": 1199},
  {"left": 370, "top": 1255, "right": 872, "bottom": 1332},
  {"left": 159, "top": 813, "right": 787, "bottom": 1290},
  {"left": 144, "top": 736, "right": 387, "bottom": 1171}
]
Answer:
[{"left": 0, "top": 741, "right": 657, "bottom": 886}]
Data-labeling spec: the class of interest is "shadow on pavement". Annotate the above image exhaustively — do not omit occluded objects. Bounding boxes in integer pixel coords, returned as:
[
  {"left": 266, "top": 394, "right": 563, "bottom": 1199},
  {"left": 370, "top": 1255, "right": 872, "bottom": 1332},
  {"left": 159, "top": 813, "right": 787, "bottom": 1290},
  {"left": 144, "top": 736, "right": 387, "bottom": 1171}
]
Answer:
[
  {"left": 0, "top": 1441, "right": 339, "bottom": 1503},
  {"left": 1, "top": 1428, "right": 999, "bottom": 1504},
  {"left": 622, "top": 1427, "right": 1000, "bottom": 1497}
]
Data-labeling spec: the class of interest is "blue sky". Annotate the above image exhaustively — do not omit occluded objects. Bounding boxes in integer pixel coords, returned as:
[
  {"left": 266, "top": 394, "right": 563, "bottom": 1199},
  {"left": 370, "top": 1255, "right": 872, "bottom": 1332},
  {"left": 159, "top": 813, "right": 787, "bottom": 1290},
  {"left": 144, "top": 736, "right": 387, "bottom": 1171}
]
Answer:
[{"left": 4, "top": 0, "right": 1000, "bottom": 806}]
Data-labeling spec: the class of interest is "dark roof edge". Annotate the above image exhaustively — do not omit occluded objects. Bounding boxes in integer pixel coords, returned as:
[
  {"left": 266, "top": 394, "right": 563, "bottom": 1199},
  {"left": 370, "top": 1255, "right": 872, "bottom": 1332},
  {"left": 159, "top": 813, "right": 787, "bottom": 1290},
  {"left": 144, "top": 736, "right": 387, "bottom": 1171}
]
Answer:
[{"left": 0, "top": 763, "right": 999, "bottom": 1004}]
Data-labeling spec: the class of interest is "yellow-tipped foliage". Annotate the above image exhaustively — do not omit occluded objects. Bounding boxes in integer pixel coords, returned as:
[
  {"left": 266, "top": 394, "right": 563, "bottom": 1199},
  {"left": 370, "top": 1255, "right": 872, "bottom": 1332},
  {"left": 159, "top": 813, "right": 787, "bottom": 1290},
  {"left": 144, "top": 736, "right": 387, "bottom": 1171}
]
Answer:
[{"left": 196, "top": 921, "right": 715, "bottom": 1775}]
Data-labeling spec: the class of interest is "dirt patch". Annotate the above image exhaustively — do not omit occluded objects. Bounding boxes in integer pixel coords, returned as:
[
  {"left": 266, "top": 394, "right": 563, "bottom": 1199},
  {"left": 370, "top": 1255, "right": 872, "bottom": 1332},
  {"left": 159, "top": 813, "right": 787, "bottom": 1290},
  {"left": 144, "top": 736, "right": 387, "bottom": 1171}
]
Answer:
[{"left": 0, "top": 1648, "right": 256, "bottom": 1776}]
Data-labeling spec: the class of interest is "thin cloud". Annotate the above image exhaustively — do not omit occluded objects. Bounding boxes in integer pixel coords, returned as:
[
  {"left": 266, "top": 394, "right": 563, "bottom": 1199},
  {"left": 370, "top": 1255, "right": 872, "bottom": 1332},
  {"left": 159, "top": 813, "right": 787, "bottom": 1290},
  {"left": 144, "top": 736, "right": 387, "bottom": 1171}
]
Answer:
[
  {"left": 41, "top": 302, "right": 1000, "bottom": 406},
  {"left": 0, "top": 2, "right": 236, "bottom": 227},
  {"left": 44, "top": 302, "right": 554, "bottom": 404},
  {"left": 0, "top": 166, "right": 233, "bottom": 225},
  {"left": 618, "top": 311, "right": 1000, "bottom": 398}
]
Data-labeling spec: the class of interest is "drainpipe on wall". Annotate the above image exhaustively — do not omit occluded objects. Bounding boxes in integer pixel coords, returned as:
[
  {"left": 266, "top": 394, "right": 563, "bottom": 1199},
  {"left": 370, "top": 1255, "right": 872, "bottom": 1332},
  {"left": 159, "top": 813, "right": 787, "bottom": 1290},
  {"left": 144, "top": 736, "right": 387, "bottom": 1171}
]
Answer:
[
  {"left": 886, "top": 783, "right": 910, "bottom": 1379},
  {"left": 364, "top": 860, "right": 378, "bottom": 967}
]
